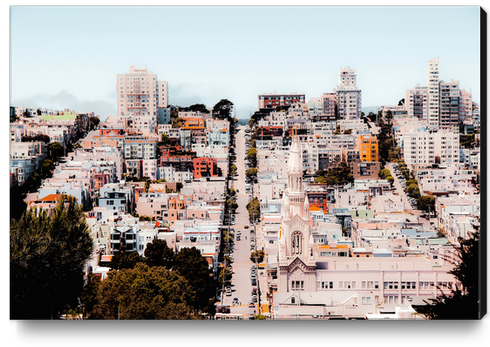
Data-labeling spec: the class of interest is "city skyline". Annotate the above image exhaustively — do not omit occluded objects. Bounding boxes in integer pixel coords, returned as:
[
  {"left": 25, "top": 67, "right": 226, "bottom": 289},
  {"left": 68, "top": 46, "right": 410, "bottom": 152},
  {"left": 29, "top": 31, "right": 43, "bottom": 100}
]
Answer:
[{"left": 10, "top": 6, "right": 481, "bottom": 120}]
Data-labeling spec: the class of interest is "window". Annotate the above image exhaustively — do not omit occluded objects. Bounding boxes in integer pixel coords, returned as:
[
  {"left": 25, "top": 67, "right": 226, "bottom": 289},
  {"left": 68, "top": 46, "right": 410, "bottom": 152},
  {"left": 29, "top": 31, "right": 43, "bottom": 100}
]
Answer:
[{"left": 362, "top": 297, "right": 371, "bottom": 305}]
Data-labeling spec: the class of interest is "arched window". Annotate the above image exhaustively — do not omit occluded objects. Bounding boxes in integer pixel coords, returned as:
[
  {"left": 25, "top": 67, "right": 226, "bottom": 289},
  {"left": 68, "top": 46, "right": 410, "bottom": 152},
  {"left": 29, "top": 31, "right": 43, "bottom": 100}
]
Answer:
[{"left": 291, "top": 231, "right": 303, "bottom": 255}]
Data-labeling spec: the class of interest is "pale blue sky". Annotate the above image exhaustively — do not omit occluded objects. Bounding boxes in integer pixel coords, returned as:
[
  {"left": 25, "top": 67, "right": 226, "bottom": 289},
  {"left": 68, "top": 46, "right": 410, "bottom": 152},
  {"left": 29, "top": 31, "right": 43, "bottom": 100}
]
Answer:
[{"left": 10, "top": 6, "right": 481, "bottom": 120}]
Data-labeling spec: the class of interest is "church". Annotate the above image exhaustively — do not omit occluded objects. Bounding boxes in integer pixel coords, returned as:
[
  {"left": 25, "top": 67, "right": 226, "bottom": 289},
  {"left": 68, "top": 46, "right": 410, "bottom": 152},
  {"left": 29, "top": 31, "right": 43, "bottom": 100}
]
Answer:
[
  {"left": 271, "top": 131, "right": 456, "bottom": 319},
  {"left": 277, "top": 130, "right": 317, "bottom": 293}
]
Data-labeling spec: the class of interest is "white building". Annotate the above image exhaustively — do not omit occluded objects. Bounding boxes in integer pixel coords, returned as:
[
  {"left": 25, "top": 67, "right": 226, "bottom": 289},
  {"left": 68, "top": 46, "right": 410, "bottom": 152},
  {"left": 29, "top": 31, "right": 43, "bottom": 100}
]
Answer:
[{"left": 426, "top": 58, "right": 440, "bottom": 130}]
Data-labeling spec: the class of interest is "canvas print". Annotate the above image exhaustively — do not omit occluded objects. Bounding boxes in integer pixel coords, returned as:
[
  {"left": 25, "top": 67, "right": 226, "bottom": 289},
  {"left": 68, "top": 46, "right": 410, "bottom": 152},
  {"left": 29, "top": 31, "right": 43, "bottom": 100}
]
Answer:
[{"left": 9, "top": 5, "right": 484, "bottom": 321}]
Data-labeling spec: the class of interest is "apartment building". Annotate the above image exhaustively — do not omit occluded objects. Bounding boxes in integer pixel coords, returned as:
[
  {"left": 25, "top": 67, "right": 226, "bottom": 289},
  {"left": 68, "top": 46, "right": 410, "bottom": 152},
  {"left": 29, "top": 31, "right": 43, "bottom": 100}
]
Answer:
[
  {"left": 416, "top": 167, "right": 477, "bottom": 196},
  {"left": 258, "top": 92, "right": 305, "bottom": 109},
  {"left": 405, "top": 84, "right": 429, "bottom": 120},
  {"left": 116, "top": 65, "right": 168, "bottom": 120},
  {"left": 123, "top": 138, "right": 157, "bottom": 160},
  {"left": 320, "top": 92, "right": 336, "bottom": 118},
  {"left": 334, "top": 67, "right": 362, "bottom": 120},
  {"left": 357, "top": 134, "right": 378, "bottom": 162},
  {"left": 427, "top": 58, "right": 440, "bottom": 130}
]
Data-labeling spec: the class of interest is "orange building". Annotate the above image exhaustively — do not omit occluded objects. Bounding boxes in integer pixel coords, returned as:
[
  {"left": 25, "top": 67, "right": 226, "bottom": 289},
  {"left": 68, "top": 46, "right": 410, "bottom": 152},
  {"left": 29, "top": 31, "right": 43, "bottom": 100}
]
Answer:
[
  {"left": 182, "top": 118, "right": 205, "bottom": 130},
  {"left": 358, "top": 134, "right": 379, "bottom": 162},
  {"left": 192, "top": 157, "right": 218, "bottom": 179}
]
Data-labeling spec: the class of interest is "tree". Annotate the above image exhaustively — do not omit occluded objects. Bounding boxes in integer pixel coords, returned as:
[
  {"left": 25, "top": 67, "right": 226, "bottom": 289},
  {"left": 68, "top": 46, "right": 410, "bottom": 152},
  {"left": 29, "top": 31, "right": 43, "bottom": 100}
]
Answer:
[
  {"left": 407, "top": 184, "right": 421, "bottom": 199},
  {"left": 49, "top": 141, "right": 64, "bottom": 159},
  {"left": 89, "top": 117, "right": 100, "bottom": 130},
  {"left": 161, "top": 133, "right": 172, "bottom": 145},
  {"left": 79, "top": 273, "right": 101, "bottom": 319},
  {"left": 218, "top": 267, "right": 232, "bottom": 288},
  {"left": 188, "top": 103, "right": 210, "bottom": 114},
  {"left": 109, "top": 250, "right": 146, "bottom": 270},
  {"left": 212, "top": 99, "right": 234, "bottom": 119},
  {"left": 246, "top": 168, "right": 258, "bottom": 182},
  {"left": 417, "top": 195, "right": 435, "bottom": 213},
  {"left": 247, "top": 197, "right": 261, "bottom": 223},
  {"left": 90, "top": 263, "right": 200, "bottom": 320},
  {"left": 315, "top": 176, "right": 327, "bottom": 184},
  {"left": 415, "top": 232, "right": 480, "bottom": 319},
  {"left": 246, "top": 148, "right": 257, "bottom": 168},
  {"left": 10, "top": 195, "right": 93, "bottom": 319},
  {"left": 172, "top": 247, "right": 217, "bottom": 315},
  {"left": 172, "top": 117, "right": 184, "bottom": 128},
  {"left": 144, "top": 239, "right": 174, "bottom": 268},
  {"left": 250, "top": 250, "right": 264, "bottom": 263}
]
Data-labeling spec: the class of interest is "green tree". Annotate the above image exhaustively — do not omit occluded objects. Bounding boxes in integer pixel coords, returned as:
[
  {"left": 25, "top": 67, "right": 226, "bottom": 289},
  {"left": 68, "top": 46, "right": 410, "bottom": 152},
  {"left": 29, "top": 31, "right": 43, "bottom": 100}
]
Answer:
[
  {"left": 407, "top": 184, "right": 421, "bottom": 199},
  {"left": 109, "top": 250, "right": 147, "bottom": 270},
  {"left": 405, "top": 179, "right": 418, "bottom": 187},
  {"left": 230, "top": 165, "right": 237, "bottom": 176},
  {"left": 218, "top": 267, "right": 233, "bottom": 288},
  {"left": 315, "top": 176, "right": 328, "bottom": 184},
  {"left": 172, "top": 117, "right": 184, "bottom": 128},
  {"left": 173, "top": 247, "right": 217, "bottom": 315},
  {"left": 79, "top": 273, "right": 101, "bottom": 319},
  {"left": 415, "top": 232, "right": 480, "bottom": 319},
  {"left": 188, "top": 103, "right": 210, "bottom": 114},
  {"left": 161, "top": 133, "right": 172, "bottom": 145},
  {"left": 139, "top": 215, "right": 155, "bottom": 221},
  {"left": 314, "top": 169, "right": 324, "bottom": 177},
  {"left": 48, "top": 141, "right": 64, "bottom": 159},
  {"left": 417, "top": 195, "right": 435, "bottom": 213},
  {"left": 89, "top": 117, "right": 100, "bottom": 130},
  {"left": 247, "top": 197, "right": 261, "bottom": 223},
  {"left": 91, "top": 263, "right": 200, "bottom": 320},
  {"left": 254, "top": 314, "right": 267, "bottom": 320},
  {"left": 144, "top": 239, "right": 174, "bottom": 268},
  {"left": 212, "top": 99, "right": 234, "bottom": 119},
  {"left": 246, "top": 148, "right": 257, "bottom": 168},
  {"left": 10, "top": 195, "right": 93, "bottom": 319},
  {"left": 246, "top": 168, "right": 258, "bottom": 182},
  {"left": 250, "top": 250, "right": 265, "bottom": 263}
]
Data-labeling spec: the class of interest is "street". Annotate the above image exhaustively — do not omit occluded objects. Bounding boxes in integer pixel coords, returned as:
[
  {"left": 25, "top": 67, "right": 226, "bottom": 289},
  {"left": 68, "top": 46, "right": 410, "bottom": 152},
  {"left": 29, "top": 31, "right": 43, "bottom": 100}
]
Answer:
[{"left": 220, "top": 126, "right": 268, "bottom": 318}]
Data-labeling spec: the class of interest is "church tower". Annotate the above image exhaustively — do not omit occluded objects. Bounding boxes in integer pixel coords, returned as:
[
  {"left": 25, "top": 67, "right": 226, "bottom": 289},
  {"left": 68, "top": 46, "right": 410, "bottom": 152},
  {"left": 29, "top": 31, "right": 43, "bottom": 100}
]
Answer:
[{"left": 278, "top": 127, "right": 316, "bottom": 293}]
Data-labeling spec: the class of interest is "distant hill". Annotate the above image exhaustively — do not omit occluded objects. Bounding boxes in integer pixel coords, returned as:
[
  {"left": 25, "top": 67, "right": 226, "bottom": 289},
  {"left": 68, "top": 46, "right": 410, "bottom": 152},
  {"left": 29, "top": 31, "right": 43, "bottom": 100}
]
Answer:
[{"left": 237, "top": 119, "right": 249, "bottom": 126}]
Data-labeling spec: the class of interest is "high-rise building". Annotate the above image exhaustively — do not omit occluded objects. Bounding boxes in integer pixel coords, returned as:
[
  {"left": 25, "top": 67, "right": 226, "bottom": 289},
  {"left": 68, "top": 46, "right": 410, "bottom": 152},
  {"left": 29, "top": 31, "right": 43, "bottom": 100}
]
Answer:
[
  {"left": 426, "top": 58, "right": 440, "bottom": 130},
  {"left": 116, "top": 65, "right": 168, "bottom": 123},
  {"left": 439, "top": 80, "right": 460, "bottom": 129},
  {"left": 334, "top": 67, "right": 362, "bottom": 120},
  {"left": 405, "top": 85, "right": 428, "bottom": 120}
]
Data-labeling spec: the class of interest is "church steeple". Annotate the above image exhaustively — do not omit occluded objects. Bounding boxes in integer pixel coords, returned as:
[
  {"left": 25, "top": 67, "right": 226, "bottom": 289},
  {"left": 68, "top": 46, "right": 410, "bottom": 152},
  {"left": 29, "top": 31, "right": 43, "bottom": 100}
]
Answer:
[{"left": 287, "top": 125, "right": 303, "bottom": 192}]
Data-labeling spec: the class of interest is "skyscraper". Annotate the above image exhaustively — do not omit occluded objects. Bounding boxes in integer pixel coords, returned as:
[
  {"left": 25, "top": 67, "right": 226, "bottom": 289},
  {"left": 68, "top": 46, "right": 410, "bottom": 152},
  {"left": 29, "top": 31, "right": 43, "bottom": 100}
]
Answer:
[{"left": 426, "top": 58, "right": 440, "bottom": 130}]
